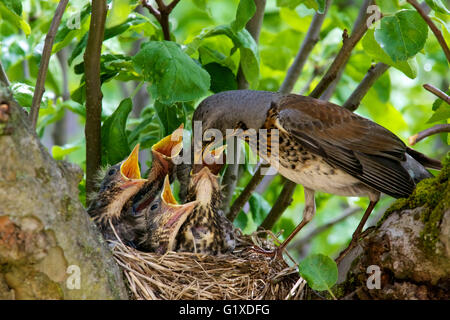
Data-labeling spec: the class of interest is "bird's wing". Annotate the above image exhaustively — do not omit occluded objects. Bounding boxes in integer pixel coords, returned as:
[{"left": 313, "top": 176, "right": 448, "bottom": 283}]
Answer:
[{"left": 277, "top": 95, "right": 415, "bottom": 198}]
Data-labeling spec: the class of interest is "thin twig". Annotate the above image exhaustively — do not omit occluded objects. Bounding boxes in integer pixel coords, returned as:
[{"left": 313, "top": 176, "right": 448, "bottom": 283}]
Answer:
[
  {"left": 289, "top": 207, "right": 360, "bottom": 251},
  {"left": 141, "top": 0, "right": 180, "bottom": 41},
  {"left": 84, "top": 0, "right": 108, "bottom": 202},
  {"left": 227, "top": 163, "right": 269, "bottom": 221},
  {"left": 406, "top": 0, "right": 450, "bottom": 63},
  {"left": 409, "top": 124, "right": 450, "bottom": 145},
  {"left": 280, "top": 0, "right": 332, "bottom": 94},
  {"left": 423, "top": 84, "right": 450, "bottom": 104},
  {"left": 343, "top": 62, "right": 390, "bottom": 111},
  {"left": 310, "top": 0, "right": 373, "bottom": 99},
  {"left": 260, "top": 179, "right": 297, "bottom": 230},
  {"left": 29, "top": 0, "right": 69, "bottom": 130},
  {"left": 245, "top": 0, "right": 266, "bottom": 44},
  {"left": 0, "top": 60, "right": 10, "bottom": 86}
]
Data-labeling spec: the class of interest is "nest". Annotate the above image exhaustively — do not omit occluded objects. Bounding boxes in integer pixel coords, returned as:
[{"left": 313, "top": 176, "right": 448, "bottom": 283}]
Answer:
[{"left": 111, "top": 230, "right": 307, "bottom": 300}]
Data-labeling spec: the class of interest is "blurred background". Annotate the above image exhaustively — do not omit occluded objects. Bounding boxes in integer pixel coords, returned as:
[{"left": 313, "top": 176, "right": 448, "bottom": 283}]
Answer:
[{"left": 0, "top": 0, "right": 448, "bottom": 262}]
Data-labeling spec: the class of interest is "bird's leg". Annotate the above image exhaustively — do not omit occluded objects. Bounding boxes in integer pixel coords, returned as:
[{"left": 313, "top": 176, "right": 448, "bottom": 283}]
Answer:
[
  {"left": 252, "top": 188, "right": 316, "bottom": 258},
  {"left": 335, "top": 199, "right": 379, "bottom": 264}
]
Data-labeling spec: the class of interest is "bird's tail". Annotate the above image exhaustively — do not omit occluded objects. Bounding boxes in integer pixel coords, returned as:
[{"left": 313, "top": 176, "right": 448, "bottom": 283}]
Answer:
[{"left": 406, "top": 147, "right": 442, "bottom": 170}]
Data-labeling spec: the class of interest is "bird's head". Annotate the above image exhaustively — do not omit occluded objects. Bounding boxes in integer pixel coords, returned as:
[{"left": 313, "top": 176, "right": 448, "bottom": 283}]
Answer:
[
  {"left": 88, "top": 144, "right": 147, "bottom": 224},
  {"left": 142, "top": 175, "right": 198, "bottom": 254},
  {"left": 150, "top": 124, "right": 184, "bottom": 175},
  {"left": 192, "top": 90, "right": 281, "bottom": 137},
  {"left": 189, "top": 145, "right": 225, "bottom": 206}
]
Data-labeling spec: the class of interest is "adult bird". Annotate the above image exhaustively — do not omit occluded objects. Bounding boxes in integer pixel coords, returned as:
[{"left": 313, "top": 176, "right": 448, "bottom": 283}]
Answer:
[
  {"left": 193, "top": 90, "right": 441, "bottom": 260},
  {"left": 88, "top": 125, "right": 184, "bottom": 247},
  {"left": 176, "top": 146, "right": 236, "bottom": 255},
  {"left": 136, "top": 175, "right": 198, "bottom": 254}
]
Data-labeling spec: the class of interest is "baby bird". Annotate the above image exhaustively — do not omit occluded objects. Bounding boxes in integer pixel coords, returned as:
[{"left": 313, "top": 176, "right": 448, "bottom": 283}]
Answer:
[
  {"left": 87, "top": 144, "right": 147, "bottom": 242},
  {"left": 88, "top": 125, "right": 184, "bottom": 247},
  {"left": 176, "top": 146, "right": 236, "bottom": 255},
  {"left": 137, "top": 175, "right": 198, "bottom": 254}
]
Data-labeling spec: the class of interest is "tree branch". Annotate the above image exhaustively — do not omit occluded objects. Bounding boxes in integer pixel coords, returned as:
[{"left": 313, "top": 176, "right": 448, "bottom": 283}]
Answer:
[
  {"left": 423, "top": 83, "right": 450, "bottom": 104},
  {"left": 280, "top": 0, "right": 332, "bottom": 94},
  {"left": 29, "top": 0, "right": 69, "bottom": 131},
  {"left": 84, "top": 0, "right": 108, "bottom": 202},
  {"left": 406, "top": 0, "right": 450, "bottom": 63},
  {"left": 408, "top": 124, "right": 450, "bottom": 145},
  {"left": 310, "top": 0, "right": 373, "bottom": 99},
  {"left": 260, "top": 179, "right": 297, "bottom": 230},
  {"left": 141, "top": 0, "right": 180, "bottom": 41},
  {"left": 289, "top": 206, "right": 360, "bottom": 251},
  {"left": 227, "top": 163, "right": 268, "bottom": 221},
  {"left": 342, "top": 62, "right": 390, "bottom": 111},
  {"left": 0, "top": 60, "right": 10, "bottom": 86}
]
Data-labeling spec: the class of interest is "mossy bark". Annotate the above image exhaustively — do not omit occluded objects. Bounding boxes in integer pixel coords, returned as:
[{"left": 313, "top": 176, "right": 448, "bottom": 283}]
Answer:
[
  {"left": 0, "top": 85, "right": 128, "bottom": 300},
  {"left": 335, "top": 155, "right": 449, "bottom": 299}
]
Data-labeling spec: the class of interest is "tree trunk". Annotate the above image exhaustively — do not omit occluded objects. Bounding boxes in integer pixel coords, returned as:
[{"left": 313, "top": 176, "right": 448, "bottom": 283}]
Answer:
[
  {"left": 336, "top": 158, "right": 449, "bottom": 299},
  {"left": 0, "top": 84, "right": 128, "bottom": 300}
]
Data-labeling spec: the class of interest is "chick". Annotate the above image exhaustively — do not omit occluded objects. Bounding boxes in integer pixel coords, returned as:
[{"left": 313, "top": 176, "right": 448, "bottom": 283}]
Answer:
[
  {"left": 88, "top": 125, "right": 184, "bottom": 247},
  {"left": 176, "top": 146, "right": 236, "bottom": 255},
  {"left": 136, "top": 175, "right": 198, "bottom": 254}
]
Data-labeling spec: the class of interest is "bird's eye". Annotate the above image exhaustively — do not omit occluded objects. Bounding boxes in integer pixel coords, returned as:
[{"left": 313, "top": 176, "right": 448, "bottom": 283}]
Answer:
[
  {"left": 108, "top": 168, "right": 117, "bottom": 176},
  {"left": 150, "top": 203, "right": 158, "bottom": 211}
]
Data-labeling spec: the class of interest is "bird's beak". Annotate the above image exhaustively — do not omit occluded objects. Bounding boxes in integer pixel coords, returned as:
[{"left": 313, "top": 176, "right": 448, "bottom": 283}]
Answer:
[
  {"left": 193, "top": 144, "right": 226, "bottom": 175},
  {"left": 152, "top": 124, "right": 184, "bottom": 162},
  {"left": 120, "top": 144, "right": 147, "bottom": 188},
  {"left": 158, "top": 175, "right": 198, "bottom": 252}
]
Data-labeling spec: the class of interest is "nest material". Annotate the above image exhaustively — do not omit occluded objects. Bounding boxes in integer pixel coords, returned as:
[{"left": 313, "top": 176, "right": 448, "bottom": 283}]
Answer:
[{"left": 111, "top": 231, "right": 306, "bottom": 300}]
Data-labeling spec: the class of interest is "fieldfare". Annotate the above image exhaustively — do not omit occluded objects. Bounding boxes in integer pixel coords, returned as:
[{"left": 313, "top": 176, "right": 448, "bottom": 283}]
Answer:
[{"left": 193, "top": 90, "right": 441, "bottom": 260}]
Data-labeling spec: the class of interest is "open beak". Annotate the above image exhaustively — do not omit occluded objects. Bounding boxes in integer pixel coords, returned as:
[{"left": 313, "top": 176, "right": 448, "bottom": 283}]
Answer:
[
  {"left": 193, "top": 144, "right": 226, "bottom": 175},
  {"left": 158, "top": 175, "right": 198, "bottom": 252},
  {"left": 152, "top": 124, "right": 184, "bottom": 161},
  {"left": 120, "top": 144, "right": 147, "bottom": 188}
]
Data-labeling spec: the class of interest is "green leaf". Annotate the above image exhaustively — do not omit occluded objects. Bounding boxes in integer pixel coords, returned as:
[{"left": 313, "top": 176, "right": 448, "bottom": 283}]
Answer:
[
  {"left": 53, "top": 4, "right": 91, "bottom": 53},
  {"left": 425, "top": 0, "right": 450, "bottom": 14},
  {"left": 101, "top": 98, "right": 133, "bottom": 165},
  {"left": 276, "top": 0, "right": 324, "bottom": 12},
  {"left": 106, "top": 0, "right": 136, "bottom": 28},
  {"left": 374, "top": 10, "right": 428, "bottom": 62},
  {"left": 153, "top": 100, "right": 186, "bottom": 136},
  {"left": 231, "top": 0, "right": 256, "bottom": 33},
  {"left": 133, "top": 41, "right": 210, "bottom": 104},
  {"left": 1, "top": 0, "right": 22, "bottom": 15},
  {"left": 203, "top": 63, "right": 237, "bottom": 93},
  {"left": 362, "top": 29, "right": 418, "bottom": 79},
  {"left": 186, "top": 25, "right": 260, "bottom": 88},
  {"left": 0, "top": 1, "right": 30, "bottom": 35},
  {"left": 52, "top": 144, "right": 81, "bottom": 161},
  {"left": 427, "top": 104, "right": 450, "bottom": 123},
  {"left": 299, "top": 253, "right": 338, "bottom": 293},
  {"left": 68, "top": 13, "right": 154, "bottom": 65},
  {"left": 234, "top": 210, "right": 248, "bottom": 231},
  {"left": 11, "top": 82, "right": 34, "bottom": 108},
  {"left": 249, "top": 193, "right": 271, "bottom": 226}
]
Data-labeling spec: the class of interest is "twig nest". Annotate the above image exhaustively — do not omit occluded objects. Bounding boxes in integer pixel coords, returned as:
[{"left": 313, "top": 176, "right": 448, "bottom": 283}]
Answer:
[{"left": 111, "top": 231, "right": 305, "bottom": 300}]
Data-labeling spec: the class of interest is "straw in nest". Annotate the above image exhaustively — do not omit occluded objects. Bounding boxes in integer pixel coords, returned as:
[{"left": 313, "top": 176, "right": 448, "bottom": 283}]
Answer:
[{"left": 111, "top": 230, "right": 307, "bottom": 300}]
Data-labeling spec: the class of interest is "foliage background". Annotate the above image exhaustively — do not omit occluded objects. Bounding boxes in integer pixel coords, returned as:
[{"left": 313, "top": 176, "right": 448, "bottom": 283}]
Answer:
[{"left": 0, "top": 0, "right": 448, "bottom": 263}]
